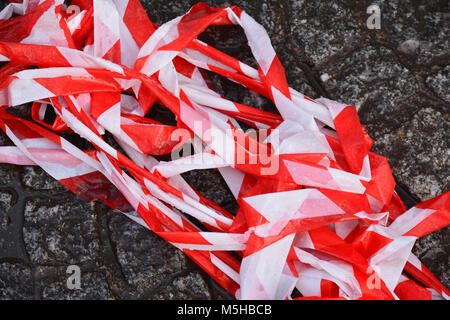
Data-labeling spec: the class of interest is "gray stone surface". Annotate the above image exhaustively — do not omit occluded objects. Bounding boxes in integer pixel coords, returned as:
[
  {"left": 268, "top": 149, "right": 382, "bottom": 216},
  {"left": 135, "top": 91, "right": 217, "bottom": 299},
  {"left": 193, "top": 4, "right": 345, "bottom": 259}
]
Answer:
[{"left": 0, "top": 0, "right": 448, "bottom": 299}]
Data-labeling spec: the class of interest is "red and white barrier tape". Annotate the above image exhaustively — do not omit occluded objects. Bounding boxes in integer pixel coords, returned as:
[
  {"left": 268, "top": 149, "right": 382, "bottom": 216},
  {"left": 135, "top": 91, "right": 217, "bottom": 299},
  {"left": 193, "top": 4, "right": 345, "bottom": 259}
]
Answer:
[{"left": 0, "top": 0, "right": 448, "bottom": 300}]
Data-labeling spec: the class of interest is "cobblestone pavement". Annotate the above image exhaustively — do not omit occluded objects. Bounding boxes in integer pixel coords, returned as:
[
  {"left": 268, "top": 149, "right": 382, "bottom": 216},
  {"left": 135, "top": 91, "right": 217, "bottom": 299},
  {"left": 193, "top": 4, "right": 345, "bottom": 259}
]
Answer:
[{"left": 0, "top": 0, "right": 448, "bottom": 299}]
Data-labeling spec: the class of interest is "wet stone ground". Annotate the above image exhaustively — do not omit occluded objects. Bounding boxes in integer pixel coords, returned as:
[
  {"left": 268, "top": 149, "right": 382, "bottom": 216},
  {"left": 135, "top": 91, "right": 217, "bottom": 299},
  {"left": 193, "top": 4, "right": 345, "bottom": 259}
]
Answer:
[{"left": 0, "top": 0, "right": 449, "bottom": 299}]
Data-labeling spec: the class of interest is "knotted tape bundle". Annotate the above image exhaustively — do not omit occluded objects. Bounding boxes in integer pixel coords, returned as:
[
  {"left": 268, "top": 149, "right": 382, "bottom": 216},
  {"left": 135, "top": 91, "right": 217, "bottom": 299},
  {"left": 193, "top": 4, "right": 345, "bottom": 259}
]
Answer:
[{"left": 0, "top": 0, "right": 448, "bottom": 300}]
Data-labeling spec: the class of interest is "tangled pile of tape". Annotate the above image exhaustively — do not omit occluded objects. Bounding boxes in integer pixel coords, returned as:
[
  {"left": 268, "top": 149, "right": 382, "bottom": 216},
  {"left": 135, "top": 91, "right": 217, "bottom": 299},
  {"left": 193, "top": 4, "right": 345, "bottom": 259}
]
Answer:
[{"left": 0, "top": 0, "right": 448, "bottom": 300}]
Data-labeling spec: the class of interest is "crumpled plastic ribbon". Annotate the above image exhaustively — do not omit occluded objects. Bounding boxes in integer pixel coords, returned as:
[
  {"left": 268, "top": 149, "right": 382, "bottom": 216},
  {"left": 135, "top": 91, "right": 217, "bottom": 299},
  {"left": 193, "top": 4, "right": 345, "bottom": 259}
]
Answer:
[{"left": 0, "top": 0, "right": 448, "bottom": 300}]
